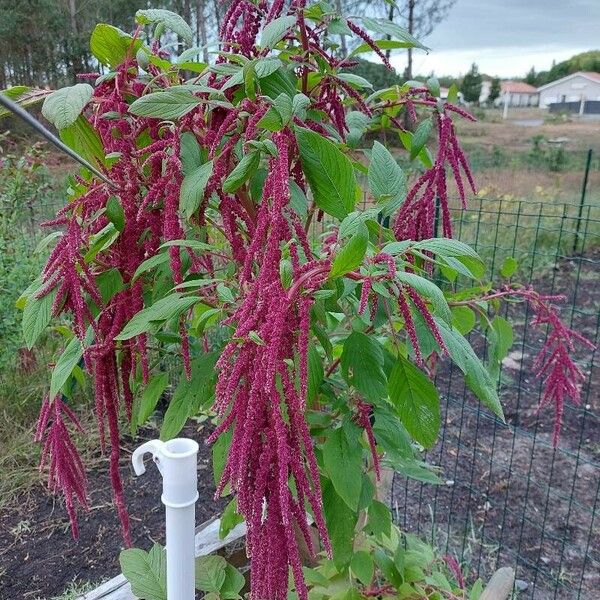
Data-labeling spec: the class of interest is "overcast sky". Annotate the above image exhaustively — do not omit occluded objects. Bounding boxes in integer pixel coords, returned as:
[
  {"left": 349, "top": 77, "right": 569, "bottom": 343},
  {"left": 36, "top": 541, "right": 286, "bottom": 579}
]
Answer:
[{"left": 388, "top": 0, "right": 600, "bottom": 78}]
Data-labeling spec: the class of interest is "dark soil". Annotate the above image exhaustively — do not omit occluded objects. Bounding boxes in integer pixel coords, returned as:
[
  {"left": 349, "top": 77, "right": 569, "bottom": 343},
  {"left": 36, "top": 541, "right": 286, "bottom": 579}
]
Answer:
[
  {"left": 393, "top": 251, "right": 599, "bottom": 600},
  {"left": 0, "top": 422, "right": 226, "bottom": 600}
]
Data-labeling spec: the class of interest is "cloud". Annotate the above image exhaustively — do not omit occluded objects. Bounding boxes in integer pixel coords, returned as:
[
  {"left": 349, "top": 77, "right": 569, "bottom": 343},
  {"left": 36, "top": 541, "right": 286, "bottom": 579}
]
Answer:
[{"left": 387, "top": 0, "right": 600, "bottom": 77}]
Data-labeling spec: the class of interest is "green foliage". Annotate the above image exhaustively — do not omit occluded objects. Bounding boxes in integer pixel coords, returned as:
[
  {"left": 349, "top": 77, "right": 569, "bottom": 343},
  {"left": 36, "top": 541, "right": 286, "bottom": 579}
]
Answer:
[
  {"left": 296, "top": 127, "right": 357, "bottom": 219},
  {"left": 488, "top": 77, "right": 501, "bottom": 103},
  {"left": 303, "top": 523, "right": 476, "bottom": 599},
  {"left": 0, "top": 139, "right": 60, "bottom": 369},
  {"left": 532, "top": 50, "right": 600, "bottom": 86},
  {"left": 345, "top": 59, "right": 402, "bottom": 91},
  {"left": 461, "top": 63, "right": 482, "bottom": 103},
  {"left": 120, "top": 544, "right": 167, "bottom": 600},
  {"left": 120, "top": 544, "right": 245, "bottom": 600}
]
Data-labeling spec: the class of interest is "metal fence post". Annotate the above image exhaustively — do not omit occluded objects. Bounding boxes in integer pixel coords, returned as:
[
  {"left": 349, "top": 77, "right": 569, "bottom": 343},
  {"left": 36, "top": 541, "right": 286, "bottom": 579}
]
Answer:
[{"left": 573, "top": 148, "right": 592, "bottom": 254}]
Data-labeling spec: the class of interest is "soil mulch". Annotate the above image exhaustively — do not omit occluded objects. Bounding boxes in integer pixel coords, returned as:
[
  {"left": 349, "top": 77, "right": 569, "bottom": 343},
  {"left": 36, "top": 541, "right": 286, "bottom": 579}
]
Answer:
[{"left": 0, "top": 422, "right": 225, "bottom": 600}]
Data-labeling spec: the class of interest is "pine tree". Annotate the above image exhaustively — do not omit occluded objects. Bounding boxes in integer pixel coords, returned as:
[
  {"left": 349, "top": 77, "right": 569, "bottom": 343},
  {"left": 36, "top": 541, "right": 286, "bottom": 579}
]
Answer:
[
  {"left": 489, "top": 77, "right": 501, "bottom": 103},
  {"left": 461, "top": 63, "right": 482, "bottom": 104}
]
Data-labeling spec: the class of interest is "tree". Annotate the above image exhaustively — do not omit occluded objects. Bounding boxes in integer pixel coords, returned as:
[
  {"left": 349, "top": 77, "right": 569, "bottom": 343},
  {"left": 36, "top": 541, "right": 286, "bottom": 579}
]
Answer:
[
  {"left": 524, "top": 66, "right": 536, "bottom": 85},
  {"left": 462, "top": 62, "right": 482, "bottom": 103},
  {"left": 488, "top": 77, "right": 501, "bottom": 103}
]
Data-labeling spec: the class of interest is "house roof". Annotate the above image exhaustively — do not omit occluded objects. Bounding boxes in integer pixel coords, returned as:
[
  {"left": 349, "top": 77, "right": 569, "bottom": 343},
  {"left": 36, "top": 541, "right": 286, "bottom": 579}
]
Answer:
[
  {"left": 537, "top": 71, "right": 600, "bottom": 91},
  {"left": 501, "top": 81, "right": 538, "bottom": 94}
]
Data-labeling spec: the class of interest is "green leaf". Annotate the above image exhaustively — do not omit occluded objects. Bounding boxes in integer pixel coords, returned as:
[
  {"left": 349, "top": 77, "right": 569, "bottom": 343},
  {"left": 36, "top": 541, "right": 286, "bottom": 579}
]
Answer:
[
  {"left": 352, "top": 39, "right": 421, "bottom": 55},
  {"left": 221, "top": 57, "right": 282, "bottom": 91},
  {"left": 427, "top": 76, "right": 440, "bottom": 98},
  {"left": 410, "top": 117, "right": 433, "bottom": 160},
  {"left": 364, "top": 499, "right": 392, "bottom": 537},
  {"left": 257, "top": 106, "right": 283, "bottom": 131},
  {"left": 500, "top": 256, "right": 518, "bottom": 277},
  {"left": 307, "top": 344, "right": 323, "bottom": 405},
  {"left": 274, "top": 93, "right": 293, "bottom": 123},
  {"left": 469, "top": 579, "right": 484, "bottom": 600},
  {"left": 447, "top": 83, "right": 459, "bottom": 104},
  {"left": 451, "top": 306, "right": 476, "bottom": 335},
  {"left": 487, "top": 316, "right": 514, "bottom": 378},
  {"left": 132, "top": 252, "right": 170, "bottom": 282},
  {"left": 116, "top": 294, "right": 199, "bottom": 340},
  {"left": 368, "top": 141, "right": 406, "bottom": 216},
  {"left": 129, "top": 89, "right": 204, "bottom": 119},
  {"left": 289, "top": 179, "right": 308, "bottom": 218},
  {"left": 351, "top": 551, "right": 374, "bottom": 586},
  {"left": 220, "top": 565, "right": 245, "bottom": 599},
  {"left": 329, "top": 225, "right": 368, "bottom": 279},
  {"left": 413, "top": 237, "right": 481, "bottom": 259},
  {"left": 160, "top": 352, "right": 219, "bottom": 440},
  {"left": 136, "top": 9, "right": 193, "bottom": 45},
  {"left": 336, "top": 73, "right": 373, "bottom": 89},
  {"left": 358, "top": 17, "right": 429, "bottom": 50},
  {"left": 371, "top": 409, "right": 414, "bottom": 461},
  {"left": 59, "top": 115, "right": 105, "bottom": 167},
  {"left": 296, "top": 127, "right": 357, "bottom": 219},
  {"left": 120, "top": 544, "right": 166, "bottom": 600},
  {"left": 212, "top": 428, "right": 232, "bottom": 490},
  {"left": 341, "top": 331, "right": 387, "bottom": 402},
  {"left": 138, "top": 373, "right": 169, "bottom": 426},
  {"left": 260, "top": 15, "right": 296, "bottom": 49},
  {"left": 85, "top": 223, "right": 119, "bottom": 263},
  {"left": 322, "top": 480, "right": 357, "bottom": 569},
  {"left": 50, "top": 334, "right": 89, "bottom": 399},
  {"left": 90, "top": 24, "right": 142, "bottom": 68},
  {"left": 219, "top": 497, "right": 244, "bottom": 540},
  {"left": 222, "top": 151, "right": 260, "bottom": 193},
  {"left": 180, "top": 160, "right": 213, "bottom": 219},
  {"left": 96, "top": 268, "right": 125, "bottom": 304},
  {"left": 292, "top": 93, "right": 310, "bottom": 120},
  {"left": 106, "top": 196, "right": 125, "bottom": 232},
  {"left": 322, "top": 425, "right": 363, "bottom": 510},
  {"left": 42, "top": 84, "right": 93, "bottom": 130},
  {"left": 180, "top": 132, "right": 202, "bottom": 175},
  {"left": 395, "top": 271, "right": 451, "bottom": 324},
  {"left": 22, "top": 288, "right": 56, "bottom": 349},
  {"left": 436, "top": 319, "right": 504, "bottom": 420},
  {"left": 388, "top": 356, "right": 440, "bottom": 448},
  {"left": 195, "top": 555, "right": 227, "bottom": 593},
  {"left": 398, "top": 129, "right": 432, "bottom": 168},
  {"left": 373, "top": 548, "right": 403, "bottom": 588},
  {"left": 338, "top": 209, "right": 379, "bottom": 238}
]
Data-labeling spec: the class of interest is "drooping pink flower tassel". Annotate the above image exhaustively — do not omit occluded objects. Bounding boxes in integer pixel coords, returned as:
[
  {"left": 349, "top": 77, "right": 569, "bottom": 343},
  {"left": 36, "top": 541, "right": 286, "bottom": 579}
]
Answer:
[
  {"left": 357, "top": 401, "right": 381, "bottom": 480},
  {"left": 35, "top": 396, "right": 88, "bottom": 537}
]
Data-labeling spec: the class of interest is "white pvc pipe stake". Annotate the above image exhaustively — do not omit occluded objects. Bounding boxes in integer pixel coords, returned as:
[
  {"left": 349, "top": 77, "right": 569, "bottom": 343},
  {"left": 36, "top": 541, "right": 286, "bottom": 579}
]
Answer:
[{"left": 132, "top": 438, "right": 199, "bottom": 600}]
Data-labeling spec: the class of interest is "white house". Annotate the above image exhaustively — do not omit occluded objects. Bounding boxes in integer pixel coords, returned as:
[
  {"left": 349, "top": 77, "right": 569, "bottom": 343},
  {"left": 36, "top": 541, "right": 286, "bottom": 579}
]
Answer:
[
  {"left": 537, "top": 72, "right": 600, "bottom": 108},
  {"left": 496, "top": 81, "right": 539, "bottom": 107}
]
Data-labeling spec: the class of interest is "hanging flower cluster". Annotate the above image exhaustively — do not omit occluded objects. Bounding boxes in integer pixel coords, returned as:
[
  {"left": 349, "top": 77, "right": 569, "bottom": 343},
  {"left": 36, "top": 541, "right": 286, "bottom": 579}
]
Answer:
[
  {"left": 462, "top": 286, "right": 595, "bottom": 444},
  {"left": 35, "top": 396, "right": 88, "bottom": 536}
]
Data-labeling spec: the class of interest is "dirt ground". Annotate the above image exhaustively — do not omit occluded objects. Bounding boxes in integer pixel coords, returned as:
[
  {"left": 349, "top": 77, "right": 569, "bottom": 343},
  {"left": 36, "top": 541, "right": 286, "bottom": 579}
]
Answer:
[
  {"left": 455, "top": 108, "right": 600, "bottom": 205},
  {"left": 0, "top": 422, "right": 226, "bottom": 600},
  {"left": 393, "top": 250, "right": 599, "bottom": 599}
]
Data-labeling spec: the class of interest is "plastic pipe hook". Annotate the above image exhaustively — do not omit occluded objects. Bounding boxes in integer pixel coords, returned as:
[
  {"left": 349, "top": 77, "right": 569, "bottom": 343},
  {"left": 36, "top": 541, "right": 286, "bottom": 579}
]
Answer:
[{"left": 132, "top": 438, "right": 199, "bottom": 600}]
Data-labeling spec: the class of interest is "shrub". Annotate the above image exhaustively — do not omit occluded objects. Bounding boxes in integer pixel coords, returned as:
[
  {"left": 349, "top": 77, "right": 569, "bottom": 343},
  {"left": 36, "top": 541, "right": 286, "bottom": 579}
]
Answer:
[{"left": 9, "top": 4, "right": 592, "bottom": 599}]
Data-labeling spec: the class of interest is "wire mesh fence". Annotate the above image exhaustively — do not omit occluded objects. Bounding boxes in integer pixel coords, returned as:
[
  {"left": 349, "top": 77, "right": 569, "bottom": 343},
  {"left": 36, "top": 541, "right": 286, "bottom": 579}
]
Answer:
[{"left": 391, "top": 197, "right": 600, "bottom": 599}]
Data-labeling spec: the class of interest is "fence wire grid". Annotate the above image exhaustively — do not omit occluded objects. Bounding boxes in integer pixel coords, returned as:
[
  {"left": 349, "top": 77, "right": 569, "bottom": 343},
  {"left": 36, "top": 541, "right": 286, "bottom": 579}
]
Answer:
[{"left": 389, "top": 197, "right": 600, "bottom": 599}]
